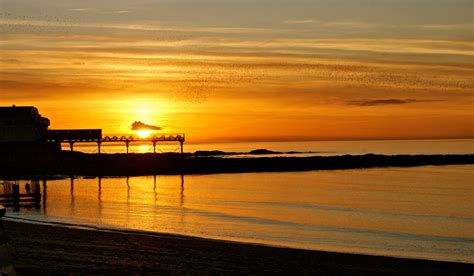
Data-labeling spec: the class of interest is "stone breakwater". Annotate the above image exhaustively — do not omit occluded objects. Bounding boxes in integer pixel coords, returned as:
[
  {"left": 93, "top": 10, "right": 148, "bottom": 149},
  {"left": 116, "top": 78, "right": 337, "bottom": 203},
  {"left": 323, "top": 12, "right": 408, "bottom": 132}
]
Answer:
[{"left": 0, "top": 151, "right": 473, "bottom": 178}]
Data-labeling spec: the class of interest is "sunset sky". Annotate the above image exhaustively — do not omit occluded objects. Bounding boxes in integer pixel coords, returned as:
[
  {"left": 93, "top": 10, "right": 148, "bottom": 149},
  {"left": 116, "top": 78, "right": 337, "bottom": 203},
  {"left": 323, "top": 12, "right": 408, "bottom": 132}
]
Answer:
[{"left": 1, "top": 0, "right": 473, "bottom": 142}]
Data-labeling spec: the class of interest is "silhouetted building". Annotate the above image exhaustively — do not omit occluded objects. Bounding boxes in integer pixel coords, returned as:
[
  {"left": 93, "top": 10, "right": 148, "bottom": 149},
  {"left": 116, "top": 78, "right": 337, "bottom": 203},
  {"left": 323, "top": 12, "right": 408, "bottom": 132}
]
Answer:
[
  {"left": 0, "top": 106, "right": 59, "bottom": 160},
  {"left": 0, "top": 106, "right": 50, "bottom": 142},
  {"left": 0, "top": 105, "right": 104, "bottom": 159}
]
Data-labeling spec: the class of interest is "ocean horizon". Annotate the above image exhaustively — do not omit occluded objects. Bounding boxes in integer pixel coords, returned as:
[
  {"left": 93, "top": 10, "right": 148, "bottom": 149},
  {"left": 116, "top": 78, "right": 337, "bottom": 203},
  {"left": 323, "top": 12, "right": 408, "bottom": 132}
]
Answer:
[{"left": 63, "top": 138, "right": 474, "bottom": 156}]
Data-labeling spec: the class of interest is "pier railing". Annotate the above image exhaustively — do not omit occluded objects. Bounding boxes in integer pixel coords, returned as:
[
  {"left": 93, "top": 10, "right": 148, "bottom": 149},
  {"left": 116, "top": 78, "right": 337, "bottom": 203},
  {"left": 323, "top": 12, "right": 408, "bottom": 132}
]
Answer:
[{"left": 47, "top": 133, "right": 185, "bottom": 154}]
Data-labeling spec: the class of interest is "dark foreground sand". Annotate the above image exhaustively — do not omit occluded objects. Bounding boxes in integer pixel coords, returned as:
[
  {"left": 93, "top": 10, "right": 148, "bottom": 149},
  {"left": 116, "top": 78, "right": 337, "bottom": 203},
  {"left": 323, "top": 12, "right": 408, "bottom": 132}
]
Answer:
[{"left": 1, "top": 220, "right": 472, "bottom": 275}]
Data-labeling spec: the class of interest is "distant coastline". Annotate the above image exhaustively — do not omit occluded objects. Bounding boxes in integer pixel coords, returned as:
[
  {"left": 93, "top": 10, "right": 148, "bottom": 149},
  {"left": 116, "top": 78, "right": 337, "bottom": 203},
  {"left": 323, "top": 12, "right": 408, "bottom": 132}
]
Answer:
[{"left": 0, "top": 150, "right": 473, "bottom": 178}]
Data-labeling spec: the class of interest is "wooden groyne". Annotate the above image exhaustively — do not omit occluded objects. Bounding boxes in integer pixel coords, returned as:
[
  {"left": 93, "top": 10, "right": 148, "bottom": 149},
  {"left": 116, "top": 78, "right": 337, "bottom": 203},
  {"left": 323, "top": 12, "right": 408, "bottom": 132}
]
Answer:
[
  {"left": 0, "top": 182, "right": 41, "bottom": 209},
  {"left": 0, "top": 153, "right": 473, "bottom": 177}
]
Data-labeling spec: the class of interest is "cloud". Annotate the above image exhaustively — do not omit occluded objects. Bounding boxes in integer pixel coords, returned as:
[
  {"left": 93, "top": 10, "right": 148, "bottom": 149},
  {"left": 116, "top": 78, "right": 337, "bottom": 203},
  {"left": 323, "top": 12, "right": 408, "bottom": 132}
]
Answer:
[
  {"left": 113, "top": 10, "right": 130, "bottom": 14},
  {"left": 69, "top": 8, "right": 98, "bottom": 12},
  {"left": 131, "top": 121, "right": 162, "bottom": 131},
  {"left": 347, "top": 99, "right": 441, "bottom": 106},
  {"left": 415, "top": 24, "right": 473, "bottom": 30},
  {"left": 284, "top": 19, "right": 377, "bottom": 28},
  {"left": 284, "top": 19, "right": 321, "bottom": 24}
]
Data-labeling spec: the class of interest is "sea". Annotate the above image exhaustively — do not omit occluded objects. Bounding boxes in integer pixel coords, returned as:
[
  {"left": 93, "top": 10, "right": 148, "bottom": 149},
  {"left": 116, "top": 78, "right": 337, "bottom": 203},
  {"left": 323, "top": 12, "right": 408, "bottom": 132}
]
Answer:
[
  {"left": 2, "top": 139, "right": 474, "bottom": 263},
  {"left": 62, "top": 138, "right": 474, "bottom": 156}
]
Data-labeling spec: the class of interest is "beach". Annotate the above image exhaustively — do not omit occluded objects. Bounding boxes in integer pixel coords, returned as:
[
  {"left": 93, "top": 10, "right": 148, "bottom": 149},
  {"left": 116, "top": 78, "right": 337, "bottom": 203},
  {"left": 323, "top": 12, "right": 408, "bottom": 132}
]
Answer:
[{"left": 2, "top": 220, "right": 471, "bottom": 274}]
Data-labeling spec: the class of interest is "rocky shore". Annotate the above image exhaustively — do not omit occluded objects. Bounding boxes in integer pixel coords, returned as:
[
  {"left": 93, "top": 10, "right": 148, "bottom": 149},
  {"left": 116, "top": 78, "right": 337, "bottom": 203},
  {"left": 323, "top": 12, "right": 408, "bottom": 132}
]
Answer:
[{"left": 0, "top": 151, "right": 472, "bottom": 178}]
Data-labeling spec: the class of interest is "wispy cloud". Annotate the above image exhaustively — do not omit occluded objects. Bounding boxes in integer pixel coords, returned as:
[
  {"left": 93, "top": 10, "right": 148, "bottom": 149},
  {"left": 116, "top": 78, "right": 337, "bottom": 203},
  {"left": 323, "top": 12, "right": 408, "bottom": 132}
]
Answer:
[
  {"left": 415, "top": 24, "right": 473, "bottom": 30},
  {"left": 284, "top": 19, "right": 378, "bottom": 28},
  {"left": 347, "top": 99, "right": 441, "bottom": 106},
  {"left": 284, "top": 19, "right": 321, "bottom": 24},
  {"left": 0, "top": 18, "right": 270, "bottom": 35},
  {"left": 69, "top": 8, "right": 98, "bottom": 12},
  {"left": 285, "top": 19, "right": 474, "bottom": 32},
  {"left": 69, "top": 8, "right": 130, "bottom": 14}
]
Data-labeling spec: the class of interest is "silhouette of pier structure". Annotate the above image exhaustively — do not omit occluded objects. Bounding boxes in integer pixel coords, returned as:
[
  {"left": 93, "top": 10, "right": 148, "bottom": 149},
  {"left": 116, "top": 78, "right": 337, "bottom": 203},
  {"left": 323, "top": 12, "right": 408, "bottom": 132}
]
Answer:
[
  {"left": 0, "top": 105, "right": 185, "bottom": 155},
  {"left": 47, "top": 132, "right": 185, "bottom": 154}
]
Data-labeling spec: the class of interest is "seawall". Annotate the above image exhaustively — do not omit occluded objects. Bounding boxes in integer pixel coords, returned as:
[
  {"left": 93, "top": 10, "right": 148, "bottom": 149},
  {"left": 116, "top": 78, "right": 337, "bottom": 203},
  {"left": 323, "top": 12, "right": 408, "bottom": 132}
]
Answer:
[{"left": 0, "top": 152, "right": 473, "bottom": 178}]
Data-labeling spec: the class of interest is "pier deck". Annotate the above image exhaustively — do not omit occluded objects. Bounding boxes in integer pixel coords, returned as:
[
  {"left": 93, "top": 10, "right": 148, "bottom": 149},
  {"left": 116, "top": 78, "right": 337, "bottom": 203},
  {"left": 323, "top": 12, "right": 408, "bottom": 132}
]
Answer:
[{"left": 47, "top": 134, "right": 185, "bottom": 153}]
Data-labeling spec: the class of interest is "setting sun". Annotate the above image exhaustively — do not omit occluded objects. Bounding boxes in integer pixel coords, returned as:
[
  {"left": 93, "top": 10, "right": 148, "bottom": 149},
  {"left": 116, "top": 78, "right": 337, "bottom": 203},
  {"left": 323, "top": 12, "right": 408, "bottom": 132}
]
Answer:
[{"left": 136, "top": 129, "right": 153, "bottom": 139}]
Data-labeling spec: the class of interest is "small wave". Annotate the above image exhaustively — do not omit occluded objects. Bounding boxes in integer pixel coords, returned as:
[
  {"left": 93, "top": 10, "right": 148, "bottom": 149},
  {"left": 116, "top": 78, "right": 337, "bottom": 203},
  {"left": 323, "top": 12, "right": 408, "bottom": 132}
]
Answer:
[{"left": 241, "top": 201, "right": 474, "bottom": 222}]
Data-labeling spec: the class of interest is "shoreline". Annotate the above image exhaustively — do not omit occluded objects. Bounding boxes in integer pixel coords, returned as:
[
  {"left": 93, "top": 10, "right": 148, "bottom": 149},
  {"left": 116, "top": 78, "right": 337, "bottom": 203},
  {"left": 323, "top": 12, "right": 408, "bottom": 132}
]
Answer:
[
  {"left": 2, "top": 219, "right": 472, "bottom": 274},
  {"left": 3, "top": 216, "right": 472, "bottom": 265},
  {"left": 0, "top": 153, "right": 473, "bottom": 178}
]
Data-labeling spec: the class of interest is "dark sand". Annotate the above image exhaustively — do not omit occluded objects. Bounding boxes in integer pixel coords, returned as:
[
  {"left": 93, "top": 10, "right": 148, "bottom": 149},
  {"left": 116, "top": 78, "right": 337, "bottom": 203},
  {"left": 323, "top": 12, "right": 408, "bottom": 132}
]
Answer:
[{"left": 2, "top": 220, "right": 472, "bottom": 275}]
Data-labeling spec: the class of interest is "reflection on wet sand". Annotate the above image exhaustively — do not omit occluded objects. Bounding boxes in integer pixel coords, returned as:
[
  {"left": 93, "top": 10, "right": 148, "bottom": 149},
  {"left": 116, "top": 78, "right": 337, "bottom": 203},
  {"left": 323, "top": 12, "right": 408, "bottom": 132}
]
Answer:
[
  {"left": 70, "top": 177, "right": 75, "bottom": 217},
  {"left": 98, "top": 177, "right": 102, "bottom": 216},
  {"left": 180, "top": 174, "right": 185, "bottom": 208},
  {"left": 42, "top": 180, "right": 47, "bottom": 214},
  {"left": 153, "top": 175, "right": 157, "bottom": 204},
  {"left": 28, "top": 175, "right": 186, "bottom": 222}
]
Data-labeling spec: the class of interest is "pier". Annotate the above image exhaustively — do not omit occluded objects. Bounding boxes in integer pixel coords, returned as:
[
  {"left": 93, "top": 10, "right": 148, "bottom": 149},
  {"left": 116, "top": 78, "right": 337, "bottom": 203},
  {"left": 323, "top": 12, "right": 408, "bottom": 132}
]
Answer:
[
  {"left": 47, "top": 133, "right": 185, "bottom": 154},
  {"left": 0, "top": 106, "right": 185, "bottom": 155}
]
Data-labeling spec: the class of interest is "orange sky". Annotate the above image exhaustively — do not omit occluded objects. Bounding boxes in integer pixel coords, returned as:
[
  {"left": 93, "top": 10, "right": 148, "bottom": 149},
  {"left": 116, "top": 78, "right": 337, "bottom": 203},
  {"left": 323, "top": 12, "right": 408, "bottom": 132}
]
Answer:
[{"left": 1, "top": 0, "right": 473, "bottom": 142}]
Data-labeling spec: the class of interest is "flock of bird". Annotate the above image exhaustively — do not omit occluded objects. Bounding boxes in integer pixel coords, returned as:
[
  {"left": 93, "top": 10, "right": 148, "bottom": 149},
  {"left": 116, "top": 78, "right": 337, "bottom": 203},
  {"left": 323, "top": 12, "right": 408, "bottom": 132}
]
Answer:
[{"left": 1, "top": 11, "right": 472, "bottom": 103}]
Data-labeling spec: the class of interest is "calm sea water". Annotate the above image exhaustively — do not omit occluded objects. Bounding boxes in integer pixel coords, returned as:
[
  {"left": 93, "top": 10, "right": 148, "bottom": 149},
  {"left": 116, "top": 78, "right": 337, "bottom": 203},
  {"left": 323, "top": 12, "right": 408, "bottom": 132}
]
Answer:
[
  {"left": 4, "top": 165, "right": 474, "bottom": 263},
  {"left": 66, "top": 138, "right": 474, "bottom": 156}
]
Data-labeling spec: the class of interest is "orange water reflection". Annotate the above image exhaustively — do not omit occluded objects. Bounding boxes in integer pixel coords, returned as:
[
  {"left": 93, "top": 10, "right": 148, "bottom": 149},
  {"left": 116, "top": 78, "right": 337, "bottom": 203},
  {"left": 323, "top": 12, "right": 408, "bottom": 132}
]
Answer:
[{"left": 7, "top": 165, "right": 474, "bottom": 263}]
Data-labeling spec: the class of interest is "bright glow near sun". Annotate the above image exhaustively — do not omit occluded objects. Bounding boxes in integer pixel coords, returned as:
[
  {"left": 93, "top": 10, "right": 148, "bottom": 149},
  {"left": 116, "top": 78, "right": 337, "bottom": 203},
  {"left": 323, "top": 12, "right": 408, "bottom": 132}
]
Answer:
[{"left": 136, "top": 129, "right": 152, "bottom": 138}]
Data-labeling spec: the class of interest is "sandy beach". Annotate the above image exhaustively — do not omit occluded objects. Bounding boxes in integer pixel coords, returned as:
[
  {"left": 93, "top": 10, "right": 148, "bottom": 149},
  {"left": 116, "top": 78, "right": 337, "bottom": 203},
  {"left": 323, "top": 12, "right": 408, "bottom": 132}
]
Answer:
[{"left": 1, "top": 220, "right": 471, "bottom": 275}]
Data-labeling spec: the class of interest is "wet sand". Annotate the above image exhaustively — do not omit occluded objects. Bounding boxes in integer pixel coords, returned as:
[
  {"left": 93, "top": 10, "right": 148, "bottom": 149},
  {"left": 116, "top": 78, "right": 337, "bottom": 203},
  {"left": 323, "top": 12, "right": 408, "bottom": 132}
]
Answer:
[{"left": 2, "top": 220, "right": 472, "bottom": 274}]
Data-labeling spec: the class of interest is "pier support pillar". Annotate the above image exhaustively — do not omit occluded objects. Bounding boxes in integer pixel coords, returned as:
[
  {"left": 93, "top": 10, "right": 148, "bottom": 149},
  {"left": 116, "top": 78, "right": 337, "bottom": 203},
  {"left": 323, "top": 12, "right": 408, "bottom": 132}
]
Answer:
[
  {"left": 98, "top": 177, "right": 102, "bottom": 200},
  {"left": 180, "top": 141, "right": 184, "bottom": 154},
  {"left": 125, "top": 141, "right": 130, "bottom": 154},
  {"left": 97, "top": 141, "right": 102, "bottom": 154},
  {"left": 42, "top": 179, "right": 47, "bottom": 210},
  {"left": 69, "top": 141, "right": 75, "bottom": 152},
  {"left": 34, "top": 183, "right": 41, "bottom": 209},
  {"left": 153, "top": 141, "right": 157, "bottom": 154},
  {"left": 12, "top": 185, "right": 19, "bottom": 210}
]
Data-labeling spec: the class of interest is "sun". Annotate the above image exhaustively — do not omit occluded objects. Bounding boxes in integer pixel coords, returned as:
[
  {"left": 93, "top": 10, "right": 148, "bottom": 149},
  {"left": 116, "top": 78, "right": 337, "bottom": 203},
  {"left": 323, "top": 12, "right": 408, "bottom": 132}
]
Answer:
[{"left": 136, "top": 129, "right": 152, "bottom": 139}]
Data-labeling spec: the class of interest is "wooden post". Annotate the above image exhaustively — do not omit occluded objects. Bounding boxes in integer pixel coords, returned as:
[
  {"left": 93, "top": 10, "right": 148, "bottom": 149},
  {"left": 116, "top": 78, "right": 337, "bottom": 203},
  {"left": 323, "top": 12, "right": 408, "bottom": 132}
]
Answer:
[
  {"left": 34, "top": 183, "right": 41, "bottom": 209},
  {"left": 97, "top": 141, "right": 102, "bottom": 154},
  {"left": 98, "top": 177, "right": 102, "bottom": 200},
  {"left": 12, "top": 184, "right": 19, "bottom": 210},
  {"left": 70, "top": 176, "right": 74, "bottom": 196},
  {"left": 43, "top": 179, "right": 47, "bottom": 210},
  {"left": 180, "top": 141, "right": 184, "bottom": 154},
  {"left": 153, "top": 141, "right": 157, "bottom": 154},
  {"left": 125, "top": 141, "right": 130, "bottom": 154},
  {"left": 69, "top": 141, "right": 75, "bottom": 152}
]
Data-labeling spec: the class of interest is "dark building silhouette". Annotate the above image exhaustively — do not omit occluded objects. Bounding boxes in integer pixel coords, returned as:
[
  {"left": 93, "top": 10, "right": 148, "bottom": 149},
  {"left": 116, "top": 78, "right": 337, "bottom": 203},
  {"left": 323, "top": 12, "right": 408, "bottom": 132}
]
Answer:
[
  {"left": 0, "top": 106, "right": 50, "bottom": 142},
  {"left": 0, "top": 105, "right": 102, "bottom": 160},
  {"left": 0, "top": 106, "right": 61, "bottom": 161}
]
